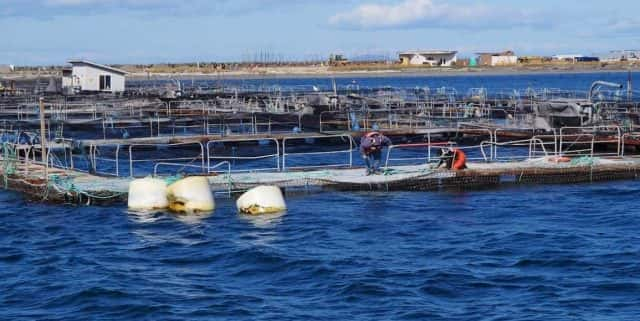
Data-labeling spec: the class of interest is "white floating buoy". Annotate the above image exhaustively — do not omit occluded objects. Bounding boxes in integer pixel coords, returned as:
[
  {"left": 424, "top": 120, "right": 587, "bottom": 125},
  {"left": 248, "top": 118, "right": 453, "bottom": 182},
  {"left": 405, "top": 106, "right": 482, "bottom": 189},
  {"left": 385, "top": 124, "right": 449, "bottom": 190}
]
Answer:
[
  {"left": 236, "top": 185, "right": 287, "bottom": 215},
  {"left": 166, "top": 176, "right": 215, "bottom": 213},
  {"left": 127, "top": 177, "right": 168, "bottom": 211}
]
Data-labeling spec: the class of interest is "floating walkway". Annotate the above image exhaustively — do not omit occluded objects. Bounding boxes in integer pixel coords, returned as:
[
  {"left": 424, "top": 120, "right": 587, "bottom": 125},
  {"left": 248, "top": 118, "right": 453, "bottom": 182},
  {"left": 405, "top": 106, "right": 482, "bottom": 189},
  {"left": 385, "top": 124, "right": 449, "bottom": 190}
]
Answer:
[{"left": 1, "top": 154, "right": 639, "bottom": 206}]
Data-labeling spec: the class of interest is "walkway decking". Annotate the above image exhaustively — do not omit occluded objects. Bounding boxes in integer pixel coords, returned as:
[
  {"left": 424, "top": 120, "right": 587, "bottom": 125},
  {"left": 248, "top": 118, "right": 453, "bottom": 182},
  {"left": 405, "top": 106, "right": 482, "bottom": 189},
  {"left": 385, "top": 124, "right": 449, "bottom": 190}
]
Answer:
[{"left": 1, "top": 155, "right": 639, "bottom": 205}]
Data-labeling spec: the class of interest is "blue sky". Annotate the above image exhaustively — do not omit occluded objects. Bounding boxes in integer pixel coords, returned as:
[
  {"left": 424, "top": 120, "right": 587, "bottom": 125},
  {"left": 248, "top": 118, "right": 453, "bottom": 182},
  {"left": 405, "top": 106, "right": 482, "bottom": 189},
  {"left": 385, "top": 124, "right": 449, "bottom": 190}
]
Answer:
[{"left": 1, "top": 0, "right": 639, "bottom": 65}]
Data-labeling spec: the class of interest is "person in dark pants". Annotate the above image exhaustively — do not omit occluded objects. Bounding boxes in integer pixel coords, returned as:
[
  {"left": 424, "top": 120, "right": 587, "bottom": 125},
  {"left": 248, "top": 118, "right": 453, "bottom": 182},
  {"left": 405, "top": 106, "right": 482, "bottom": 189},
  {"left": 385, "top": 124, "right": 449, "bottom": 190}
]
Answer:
[{"left": 360, "top": 131, "right": 391, "bottom": 175}]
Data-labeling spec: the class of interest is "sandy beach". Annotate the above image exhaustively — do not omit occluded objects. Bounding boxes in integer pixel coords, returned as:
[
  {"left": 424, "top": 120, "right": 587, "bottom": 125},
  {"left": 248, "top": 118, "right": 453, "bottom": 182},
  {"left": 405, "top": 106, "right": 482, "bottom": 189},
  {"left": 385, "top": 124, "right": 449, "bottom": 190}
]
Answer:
[{"left": 106, "top": 63, "right": 640, "bottom": 81}]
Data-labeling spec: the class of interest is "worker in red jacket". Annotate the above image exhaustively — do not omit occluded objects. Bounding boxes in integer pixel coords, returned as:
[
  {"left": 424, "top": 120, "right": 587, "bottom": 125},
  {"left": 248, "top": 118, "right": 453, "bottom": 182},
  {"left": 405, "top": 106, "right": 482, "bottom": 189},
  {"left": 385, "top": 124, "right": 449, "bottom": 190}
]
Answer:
[{"left": 436, "top": 148, "right": 467, "bottom": 170}]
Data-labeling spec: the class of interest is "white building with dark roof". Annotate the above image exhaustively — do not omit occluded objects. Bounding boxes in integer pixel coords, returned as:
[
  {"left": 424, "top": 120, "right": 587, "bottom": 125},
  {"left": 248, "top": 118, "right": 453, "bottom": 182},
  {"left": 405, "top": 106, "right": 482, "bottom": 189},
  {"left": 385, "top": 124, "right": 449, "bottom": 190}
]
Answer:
[
  {"left": 62, "top": 60, "right": 127, "bottom": 93},
  {"left": 399, "top": 50, "right": 458, "bottom": 66}
]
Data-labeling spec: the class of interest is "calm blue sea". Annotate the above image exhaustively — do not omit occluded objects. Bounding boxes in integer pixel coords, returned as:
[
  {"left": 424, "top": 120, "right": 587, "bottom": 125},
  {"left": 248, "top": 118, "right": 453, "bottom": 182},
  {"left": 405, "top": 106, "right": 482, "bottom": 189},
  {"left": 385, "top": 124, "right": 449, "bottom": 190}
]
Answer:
[
  {"left": 149, "top": 70, "right": 640, "bottom": 96},
  {"left": 3, "top": 73, "right": 640, "bottom": 320}
]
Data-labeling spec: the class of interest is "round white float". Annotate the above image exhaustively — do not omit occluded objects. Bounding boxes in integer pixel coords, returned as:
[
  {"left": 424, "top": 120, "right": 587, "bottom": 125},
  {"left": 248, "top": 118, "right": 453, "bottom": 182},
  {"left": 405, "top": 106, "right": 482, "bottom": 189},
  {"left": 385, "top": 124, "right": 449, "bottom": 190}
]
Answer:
[
  {"left": 236, "top": 185, "right": 287, "bottom": 215},
  {"left": 166, "top": 176, "right": 215, "bottom": 213},
  {"left": 127, "top": 177, "right": 168, "bottom": 211}
]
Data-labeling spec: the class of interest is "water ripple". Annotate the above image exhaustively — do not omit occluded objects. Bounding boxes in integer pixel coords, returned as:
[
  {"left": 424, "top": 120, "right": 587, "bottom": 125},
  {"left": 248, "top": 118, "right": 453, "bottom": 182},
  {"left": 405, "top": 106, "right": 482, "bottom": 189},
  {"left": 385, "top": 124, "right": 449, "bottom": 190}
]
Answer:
[{"left": 2, "top": 180, "right": 640, "bottom": 320}]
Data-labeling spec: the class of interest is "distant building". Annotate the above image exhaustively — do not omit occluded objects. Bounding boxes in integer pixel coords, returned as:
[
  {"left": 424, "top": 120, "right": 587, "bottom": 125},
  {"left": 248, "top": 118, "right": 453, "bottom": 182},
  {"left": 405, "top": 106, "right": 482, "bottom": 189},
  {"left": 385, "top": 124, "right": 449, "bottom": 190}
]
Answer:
[
  {"left": 456, "top": 58, "right": 471, "bottom": 67},
  {"left": 0, "top": 65, "right": 14, "bottom": 73},
  {"left": 603, "top": 50, "right": 640, "bottom": 62},
  {"left": 476, "top": 51, "right": 518, "bottom": 66},
  {"left": 575, "top": 56, "right": 599, "bottom": 62},
  {"left": 519, "top": 56, "right": 552, "bottom": 64},
  {"left": 552, "top": 54, "right": 584, "bottom": 62},
  {"left": 551, "top": 54, "right": 598, "bottom": 63},
  {"left": 328, "top": 54, "right": 349, "bottom": 66},
  {"left": 62, "top": 60, "right": 127, "bottom": 93},
  {"left": 398, "top": 50, "right": 457, "bottom": 67}
]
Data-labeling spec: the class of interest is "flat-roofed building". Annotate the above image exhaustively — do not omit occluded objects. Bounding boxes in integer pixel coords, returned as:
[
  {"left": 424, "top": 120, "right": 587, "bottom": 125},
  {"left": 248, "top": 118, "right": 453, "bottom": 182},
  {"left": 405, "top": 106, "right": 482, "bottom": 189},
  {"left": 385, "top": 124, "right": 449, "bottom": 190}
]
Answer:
[
  {"left": 398, "top": 50, "right": 458, "bottom": 66},
  {"left": 476, "top": 51, "right": 518, "bottom": 66}
]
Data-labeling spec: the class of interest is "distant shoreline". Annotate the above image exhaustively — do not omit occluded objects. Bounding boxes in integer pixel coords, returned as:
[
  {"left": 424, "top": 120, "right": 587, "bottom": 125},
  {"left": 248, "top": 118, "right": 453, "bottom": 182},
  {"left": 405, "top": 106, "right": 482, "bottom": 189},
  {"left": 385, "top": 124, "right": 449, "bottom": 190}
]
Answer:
[
  {"left": 3, "top": 64, "right": 640, "bottom": 82},
  {"left": 127, "top": 66, "right": 640, "bottom": 81}
]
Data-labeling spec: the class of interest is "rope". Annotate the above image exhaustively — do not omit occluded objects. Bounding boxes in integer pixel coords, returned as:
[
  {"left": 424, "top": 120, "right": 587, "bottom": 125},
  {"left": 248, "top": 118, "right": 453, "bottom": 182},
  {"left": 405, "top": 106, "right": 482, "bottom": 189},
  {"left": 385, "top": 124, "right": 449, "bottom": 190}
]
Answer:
[
  {"left": 48, "top": 174, "right": 126, "bottom": 201},
  {"left": 225, "top": 173, "right": 236, "bottom": 192},
  {"left": 163, "top": 174, "right": 183, "bottom": 185}
]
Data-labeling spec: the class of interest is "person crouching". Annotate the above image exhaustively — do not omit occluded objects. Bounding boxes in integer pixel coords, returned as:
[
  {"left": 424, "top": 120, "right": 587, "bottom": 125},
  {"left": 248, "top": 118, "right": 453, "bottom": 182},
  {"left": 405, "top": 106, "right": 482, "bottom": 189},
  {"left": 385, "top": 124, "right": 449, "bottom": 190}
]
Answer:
[
  {"left": 436, "top": 147, "right": 467, "bottom": 170},
  {"left": 360, "top": 131, "right": 391, "bottom": 175}
]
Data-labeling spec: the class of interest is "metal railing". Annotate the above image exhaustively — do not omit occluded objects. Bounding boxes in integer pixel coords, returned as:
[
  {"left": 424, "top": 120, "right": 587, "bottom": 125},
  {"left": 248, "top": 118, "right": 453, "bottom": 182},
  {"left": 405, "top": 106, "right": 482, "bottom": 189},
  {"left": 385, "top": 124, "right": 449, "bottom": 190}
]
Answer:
[
  {"left": 206, "top": 137, "right": 280, "bottom": 172},
  {"left": 559, "top": 126, "right": 621, "bottom": 157},
  {"left": 282, "top": 134, "right": 355, "bottom": 170},
  {"left": 384, "top": 142, "right": 455, "bottom": 167},
  {"left": 480, "top": 138, "right": 550, "bottom": 162},
  {"left": 129, "top": 142, "right": 205, "bottom": 177}
]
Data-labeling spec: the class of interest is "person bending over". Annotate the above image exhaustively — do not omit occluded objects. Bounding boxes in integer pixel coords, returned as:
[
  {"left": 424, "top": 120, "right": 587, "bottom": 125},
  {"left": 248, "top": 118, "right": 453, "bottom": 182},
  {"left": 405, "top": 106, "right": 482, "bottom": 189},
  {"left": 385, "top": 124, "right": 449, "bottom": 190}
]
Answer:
[{"left": 360, "top": 131, "right": 391, "bottom": 175}]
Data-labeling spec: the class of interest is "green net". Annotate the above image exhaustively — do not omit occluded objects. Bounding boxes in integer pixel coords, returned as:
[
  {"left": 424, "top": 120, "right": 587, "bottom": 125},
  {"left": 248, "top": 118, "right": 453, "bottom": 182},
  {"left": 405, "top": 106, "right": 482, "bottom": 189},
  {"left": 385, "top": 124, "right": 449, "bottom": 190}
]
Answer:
[
  {"left": 570, "top": 156, "right": 598, "bottom": 166},
  {"left": 2, "top": 143, "right": 17, "bottom": 188}
]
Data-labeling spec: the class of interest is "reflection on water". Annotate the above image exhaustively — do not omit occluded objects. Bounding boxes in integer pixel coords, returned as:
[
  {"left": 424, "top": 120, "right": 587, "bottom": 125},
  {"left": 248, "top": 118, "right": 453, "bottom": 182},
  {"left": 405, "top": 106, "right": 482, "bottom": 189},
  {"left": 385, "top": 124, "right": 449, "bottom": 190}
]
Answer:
[
  {"left": 127, "top": 209, "right": 213, "bottom": 245},
  {"left": 171, "top": 211, "right": 214, "bottom": 225},
  {"left": 126, "top": 209, "right": 214, "bottom": 225},
  {"left": 238, "top": 211, "right": 286, "bottom": 228},
  {"left": 237, "top": 211, "right": 286, "bottom": 247},
  {"left": 126, "top": 209, "right": 166, "bottom": 224}
]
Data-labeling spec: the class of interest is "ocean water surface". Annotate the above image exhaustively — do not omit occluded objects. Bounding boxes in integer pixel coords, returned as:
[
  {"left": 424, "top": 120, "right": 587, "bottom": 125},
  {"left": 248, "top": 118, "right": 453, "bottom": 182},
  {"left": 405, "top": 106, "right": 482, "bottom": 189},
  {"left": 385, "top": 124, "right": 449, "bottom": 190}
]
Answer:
[
  {"left": 2, "top": 181, "right": 640, "bottom": 320},
  {"left": 138, "top": 71, "right": 640, "bottom": 95}
]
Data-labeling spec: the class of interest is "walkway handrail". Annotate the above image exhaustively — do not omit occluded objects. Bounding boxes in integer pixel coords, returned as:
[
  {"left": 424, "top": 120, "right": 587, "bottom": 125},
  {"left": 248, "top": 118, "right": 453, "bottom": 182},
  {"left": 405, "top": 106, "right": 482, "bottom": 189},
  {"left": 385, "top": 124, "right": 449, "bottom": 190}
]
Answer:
[
  {"left": 153, "top": 162, "right": 207, "bottom": 176},
  {"left": 480, "top": 138, "right": 551, "bottom": 162},
  {"left": 129, "top": 142, "right": 205, "bottom": 177},
  {"left": 208, "top": 160, "right": 231, "bottom": 174},
  {"left": 282, "top": 134, "right": 354, "bottom": 171},
  {"left": 384, "top": 142, "right": 455, "bottom": 167},
  {"left": 621, "top": 132, "right": 640, "bottom": 157},
  {"left": 559, "top": 125, "right": 621, "bottom": 157},
  {"left": 85, "top": 143, "right": 120, "bottom": 176},
  {"left": 206, "top": 137, "right": 280, "bottom": 172}
]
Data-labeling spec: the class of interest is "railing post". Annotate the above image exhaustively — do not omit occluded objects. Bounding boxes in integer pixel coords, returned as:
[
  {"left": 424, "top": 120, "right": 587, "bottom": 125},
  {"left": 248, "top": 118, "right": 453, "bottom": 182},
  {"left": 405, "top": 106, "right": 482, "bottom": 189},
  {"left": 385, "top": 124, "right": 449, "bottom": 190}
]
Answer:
[
  {"left": 275, "top": 138, "right": 280, "bottom": 171},
  {"left": 38, "top": 97, "right": 48, "bottom": 181},
  {"left": 199, "top": 142, "right": 205, "bottom": 173},
  {"left": 114, "top": 144, "right": 119, "bottom": 176},
  {"left": 349, "top": 136, "right": 353, "bottom": 167},
  {"left": 559, "top": 127, "right": 564, "bottom": 156},
  {"left": 281, "top": 138, "right": 286, "bottom": 171},
  {"left": 427, "top": 132, "right": 431, "bottom": 162},
  {"left": 617, "top": 126, "right": 622, "bottom": 156},
  {"left": 69, "top": 141, "right": 74, "bottom": 170},
  {"left": 129, "top": 145, "right": 134, "bottom": 177},
  {"left": 206, "top": 141, "right": 211, "bottom": 173}
]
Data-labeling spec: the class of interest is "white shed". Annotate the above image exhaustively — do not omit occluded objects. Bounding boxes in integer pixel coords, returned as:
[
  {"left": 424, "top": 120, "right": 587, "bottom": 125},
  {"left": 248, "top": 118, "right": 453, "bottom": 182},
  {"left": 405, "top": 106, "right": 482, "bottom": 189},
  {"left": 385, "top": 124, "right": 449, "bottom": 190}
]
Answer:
[
  {"left": 63, "top": 60, "right": 127, "bottom": 93},
  {"left": 0, "top": 65, "right": 14, "bottom": 73},
  {"left": 399, "top": 50, "right": 458, "bottom": 67}
]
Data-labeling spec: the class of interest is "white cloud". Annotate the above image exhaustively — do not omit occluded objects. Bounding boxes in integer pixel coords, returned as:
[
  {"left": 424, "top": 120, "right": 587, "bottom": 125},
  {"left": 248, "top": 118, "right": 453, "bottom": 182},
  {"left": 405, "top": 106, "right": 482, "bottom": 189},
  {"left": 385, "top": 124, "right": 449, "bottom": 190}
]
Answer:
[{"left": 329, "top": 0, "right": 547, "bottom": 30}]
